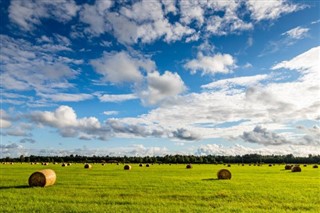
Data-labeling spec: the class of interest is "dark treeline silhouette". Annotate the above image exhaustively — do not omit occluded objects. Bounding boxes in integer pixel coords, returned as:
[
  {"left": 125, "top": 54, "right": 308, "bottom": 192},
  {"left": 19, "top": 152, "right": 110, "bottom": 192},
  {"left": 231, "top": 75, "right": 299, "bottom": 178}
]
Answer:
[{"left": 1, "top": 154, "right": 320, "bottom": 164}]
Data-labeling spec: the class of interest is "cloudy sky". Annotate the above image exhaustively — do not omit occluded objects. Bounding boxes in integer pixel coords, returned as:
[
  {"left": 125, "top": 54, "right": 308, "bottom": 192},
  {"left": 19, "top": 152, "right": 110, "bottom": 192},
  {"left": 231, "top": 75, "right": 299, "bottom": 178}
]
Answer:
[{"left": 1, "top": 0, "right": 319, "bottom": 158}]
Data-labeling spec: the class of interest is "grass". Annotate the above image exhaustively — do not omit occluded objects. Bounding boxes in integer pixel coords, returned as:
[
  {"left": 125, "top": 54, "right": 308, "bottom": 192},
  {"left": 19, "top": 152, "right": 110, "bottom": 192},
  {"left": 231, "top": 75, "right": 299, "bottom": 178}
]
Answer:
[{"left": 0, "top": 163, "right": 319, "bottom": 212}]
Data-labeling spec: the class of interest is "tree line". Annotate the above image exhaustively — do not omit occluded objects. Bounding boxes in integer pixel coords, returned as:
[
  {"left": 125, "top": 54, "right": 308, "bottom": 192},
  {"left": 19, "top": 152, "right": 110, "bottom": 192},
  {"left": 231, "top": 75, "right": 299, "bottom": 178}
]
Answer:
[{"left": 1, "top": 154, "right": 319, "bottom": 164}]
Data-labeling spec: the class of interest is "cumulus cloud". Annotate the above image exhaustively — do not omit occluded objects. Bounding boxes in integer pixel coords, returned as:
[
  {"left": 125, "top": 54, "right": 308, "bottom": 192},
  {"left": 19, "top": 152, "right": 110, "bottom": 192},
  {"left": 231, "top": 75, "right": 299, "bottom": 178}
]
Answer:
[
  {"left": 240, "top": 126, "right": 291, "bottom": 146},
  {"left": 103, "top": 111, "right": 119, "bottom": 116},
  {"left": 171, "top": 128, "right": 201, "bottom": 141},
  {"left": 25, "top": 105, "right": 207, "bottom": 141},
  {"left": 91, "top": 51, "right": 155, "bottom": 84},
  {"left": 121, "top": 47, "right": 320, "bottom": 142},
  {"left": 38, "top": 93, "right": 93, "bottom": 102},
  {"left": 98, "top": 94, "right": 137, "bottom": 103},
  {"left": 0, "top": 35, "right": 79, "bottom": 93},
  {"left": 196, "top": 143, "right": 320, "bottom": 157},
  {"left": 9, "top": 0, "right": 79, "bottom": 31},
  {"left": 202, "top": 74, "right": 269, "bottom": 90},
  {"left": 0, "top": 109, "right": 12, "bottom": 128},
  {"left": 246, "top": 0, "right": 303, "bottom": 21},
  {"left": 185, "top": 52, "right": 236, "bottom": 75},
  {"left": 272, "top": 46, "right": 319, "bottom": 77},
  {"left": 20, "top": 138, "right": 36, "bottom": 144},
  {"left": 0, "top": 143, "right": 27, "bottom": 157},
  {"left": 282, "top": 26, "right": 309, "bottom": 39},
  {"left": 296, "top": 125, "right": 320, "bottom": 145},
  {"left": 8, "top": 0, "right": 302, "bottom": 45},
  {"left": 139, "top": 71, "right": 186, "bottom": 105},
  {"left": 29, "top": 105, "right": 103, "bottom": 138},
  {"left": 79, "top": 0, "right": 113, "bottom": 35}
]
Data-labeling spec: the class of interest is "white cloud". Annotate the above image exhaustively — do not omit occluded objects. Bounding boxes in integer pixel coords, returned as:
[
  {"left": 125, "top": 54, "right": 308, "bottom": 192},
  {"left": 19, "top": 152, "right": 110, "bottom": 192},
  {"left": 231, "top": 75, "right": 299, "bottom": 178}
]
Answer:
[
  {"left": 29, "top": 105, "right": 102, "bottom": 138},
  {"left": 161, "top": 0, "right": 177, "bottom": 15},
  {"left": 272, "top": 46, "right": 319, "bottom": 77},
  {"left": 246, "top": 0, "right": 303, "bottom": 21},
  {"left": 0, "top": 35, "right": 79, "bottom": 93},
  {"left": 240, "top": 126, "right": 291, "bottom": 146},
  {"left": 139, "top": 71, "right": 186, "bottom": 105},
  {"left": 282, "top": 26, "right": 309, "bottom": 39},
  {"left": 90, "top": 51, "right": 155, "bottom": 84},
  {"left": 79, "top": 1, "right": 113, "bottom": 35},
  {"left": 196, "top": 143, "right": 320, "bottom": 157},
  {"left": 202, "top": 74, "right": 269, "bottom": 90},
  {"left": 98, "top": 94, "right": 137, "bottom": 103},
  {"left": 179, "top": 0, "right": 205, "bottom": 26},
  {"left": 24, "top": 47, "right": 318, "bottom": 144},
  {"left": 185, "top": 52, "right": 236, "bottom": 75},
  {"left": 38, "top": 93, "right": 94, "bottom": 102},
  {"left": 9, "top": 0, "right": 79, "bottom": 31},
  {"left": 103, "top": 111, "right": 119, "bottom": 116},
  {"left": 206, "top": 12, "right": 253, "bottom": 35},
  {"left": 0, "top": 110, "right": 12, "bottom": 128}
]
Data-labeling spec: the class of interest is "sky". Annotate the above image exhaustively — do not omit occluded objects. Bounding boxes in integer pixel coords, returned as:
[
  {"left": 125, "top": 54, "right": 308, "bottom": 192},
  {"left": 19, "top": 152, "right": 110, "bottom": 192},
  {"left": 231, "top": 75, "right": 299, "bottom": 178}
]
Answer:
[{"left": 0, "top": 0, "right": 319, "bottom": 158}]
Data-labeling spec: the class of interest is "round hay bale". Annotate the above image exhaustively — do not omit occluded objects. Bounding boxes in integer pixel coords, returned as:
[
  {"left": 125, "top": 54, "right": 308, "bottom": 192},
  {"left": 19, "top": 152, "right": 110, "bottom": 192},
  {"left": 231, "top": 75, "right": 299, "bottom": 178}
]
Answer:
[
  {"left": 186, "top": 164, "right": 192, "bottom": 169},
  {"left": 217, "top": 169, "right": 232, "bottom": 180},
  {"left": 84, "top": 164, "right": 92, "bottom": 169},
  {"left": 242, "top": 164, "right": 245, "bottom": 166},
  {"left": 67, "top": 163, "right": 71, "bottom": 166},
  {"left": 313, "top": 165, "right": 318, "bottom": 168},
  {"left": 101, "top": 163, "right": 105, "bottom": 166},
  {"left": 139, "top": 163, "right": 143, "bottom": 167},
  {"left": 61, "top": 163, "right": 67, "bottom": 167},
  {"left": 285, "top": 165, "right": 292, "bottom": 170},
  {"left": 303, "top": 164, "right": 307, "bottom": 167},
  {"left": 291, "top": 166, "right": 301, "bottom": 172},
  {"left": 146, "top": 164, "right": 150, "bottom": 167},
  {"left": 28, "top": 169, "right": 56, "bottom": 187},
  {"left": 227, "top": 164, "right": 231, "bottom": 167},
  {"left": 124, "top": 165, "right": 131, "bottom": 170},
  {"left": 269, "top": 164, "right": 272, "bottom": 167}
]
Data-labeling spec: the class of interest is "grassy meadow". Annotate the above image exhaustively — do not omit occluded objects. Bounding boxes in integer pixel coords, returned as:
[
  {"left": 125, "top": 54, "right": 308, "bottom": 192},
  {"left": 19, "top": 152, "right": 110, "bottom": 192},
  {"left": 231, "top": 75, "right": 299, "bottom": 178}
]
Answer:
[{"left": 0, "top": 163, "right": 319, "bottom": 212}]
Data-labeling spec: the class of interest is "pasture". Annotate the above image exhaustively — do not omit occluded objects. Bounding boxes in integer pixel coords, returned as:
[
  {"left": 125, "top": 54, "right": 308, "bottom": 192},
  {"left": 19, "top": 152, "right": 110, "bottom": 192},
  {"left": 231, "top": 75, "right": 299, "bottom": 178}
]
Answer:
[{"left": 0, "top": 163, "right": 319, "bottom": 212}]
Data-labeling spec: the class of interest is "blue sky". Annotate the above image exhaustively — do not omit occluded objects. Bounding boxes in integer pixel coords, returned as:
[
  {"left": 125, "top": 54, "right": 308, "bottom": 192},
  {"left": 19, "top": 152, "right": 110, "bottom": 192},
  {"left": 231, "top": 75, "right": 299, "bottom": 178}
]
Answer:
[{"left": 1, "top": 0, "right": 319, "bottom": 157}]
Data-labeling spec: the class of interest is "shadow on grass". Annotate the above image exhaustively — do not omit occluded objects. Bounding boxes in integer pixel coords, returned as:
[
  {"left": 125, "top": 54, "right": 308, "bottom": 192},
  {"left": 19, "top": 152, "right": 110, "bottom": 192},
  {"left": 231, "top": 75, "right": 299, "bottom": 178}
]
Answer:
[
  {"left": 0, "top": 185, "right": 29, "bottom": 190},
  {"left": 202, "top": 178, "right": 219, "bottom": 181}
]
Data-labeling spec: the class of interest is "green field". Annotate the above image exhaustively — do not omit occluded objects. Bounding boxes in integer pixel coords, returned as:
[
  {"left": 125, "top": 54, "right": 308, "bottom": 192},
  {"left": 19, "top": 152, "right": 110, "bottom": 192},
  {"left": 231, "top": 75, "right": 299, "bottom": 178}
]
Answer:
[{"left": 0, "top": 163, "right": 319, "bottom": 212}]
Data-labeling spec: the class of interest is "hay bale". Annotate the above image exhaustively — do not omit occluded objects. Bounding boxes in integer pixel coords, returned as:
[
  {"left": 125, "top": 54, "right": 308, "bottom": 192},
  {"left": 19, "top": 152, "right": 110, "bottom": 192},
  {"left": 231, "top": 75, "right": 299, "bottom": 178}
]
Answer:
[
  {"left": 139, "top": 163, "right": 143, "bottom": 167},
  {"left": 101, "top": 163, "right": 105, "bottom": 166},
  {"left": 124, "top": 165, "right": 131, "bottom": 170},
  {"left": 227, "top": 164, "right": 231, "bottom": 167},
  {"left": 313, "top": 165, "right": 318, "bottom": 168},
  {"left": 285, "top": 165, "right": 292, "bottom": 170},
  {"left": 84, "top": 163, "right": 92, "bottom": 169},
  {"left": 303, "top": 164, "right": 307, "bottom": 167},
  {"left": 67, "top": 163, "right": 72, "bottom": 166},
  {"left": 217, "top": 169, "right": 232, "bottom": 180},
  {"left": 146, "top": 164, "right": 150, "bottom": 167},
  {"left": 28, "top": 169, "right": 56, "bottom": 187},
  {"left": 186, "top": 164, "right": 192, "bottom": 169},
  {"left": 269, "top": 164, "right": 272, "bottom": 167},
  {"left": 291, "top": 166, "right": 301, "bottom": 172},
  {"left": 61, "top": 163, "right": 67, "bottom": 167}
]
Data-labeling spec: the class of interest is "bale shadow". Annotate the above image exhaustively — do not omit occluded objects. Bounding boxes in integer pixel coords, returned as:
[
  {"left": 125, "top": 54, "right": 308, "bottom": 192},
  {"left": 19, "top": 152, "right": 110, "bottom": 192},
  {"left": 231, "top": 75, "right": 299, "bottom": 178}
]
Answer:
[
  {"left": 202, "top": 178, "right": 219, "bottom": 181},
  {"left": 0, "top": 185, "right": 29, "bottom": 190}
]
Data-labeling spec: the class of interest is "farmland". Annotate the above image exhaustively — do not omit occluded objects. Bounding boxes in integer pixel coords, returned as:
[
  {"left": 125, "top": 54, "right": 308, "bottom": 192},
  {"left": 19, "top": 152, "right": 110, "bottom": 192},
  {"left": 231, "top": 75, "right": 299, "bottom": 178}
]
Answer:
[{"left": 0, "top": 163, "right": 319, "bottom": 212}]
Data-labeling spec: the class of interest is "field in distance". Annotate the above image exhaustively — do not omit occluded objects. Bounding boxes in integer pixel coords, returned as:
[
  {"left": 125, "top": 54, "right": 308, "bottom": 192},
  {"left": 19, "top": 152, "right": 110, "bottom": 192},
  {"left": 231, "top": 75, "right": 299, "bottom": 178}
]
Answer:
[{"left": 0, "top": 163, "right": 319, "bottom": 212}]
